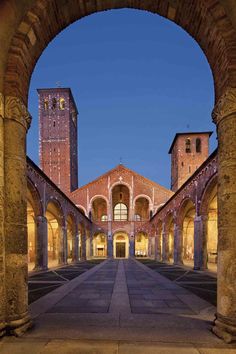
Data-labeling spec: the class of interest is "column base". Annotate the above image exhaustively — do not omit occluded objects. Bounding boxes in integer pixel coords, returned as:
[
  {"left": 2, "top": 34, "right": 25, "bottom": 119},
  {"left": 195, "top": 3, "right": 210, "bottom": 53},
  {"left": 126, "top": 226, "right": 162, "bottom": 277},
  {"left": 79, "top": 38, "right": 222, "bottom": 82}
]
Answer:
[
  {"left": 7, "top": 313, "right": 33, "bottom": 337},
  {"left": 212, "top": 313, "right": 236, "bottom": 343},
  {"left": 33, "top": 266, "right": 48, "bottom": 272},
  {"left": 174, "top": 260, "right": 183, "bottom": 266}
]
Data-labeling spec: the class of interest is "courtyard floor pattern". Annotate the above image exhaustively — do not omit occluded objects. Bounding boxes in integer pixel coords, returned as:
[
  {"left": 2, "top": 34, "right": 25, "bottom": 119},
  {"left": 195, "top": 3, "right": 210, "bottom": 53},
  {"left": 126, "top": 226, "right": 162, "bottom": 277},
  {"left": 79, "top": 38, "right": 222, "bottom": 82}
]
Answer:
[
  {"left": 28, "top": 260, "right": 104, "bottom": 304},
  {"left": 1, "top": 258, "right": 236, "bottom": 353},
  {"left": 138, "top": 259, "right": 217, "bottom": 306}
]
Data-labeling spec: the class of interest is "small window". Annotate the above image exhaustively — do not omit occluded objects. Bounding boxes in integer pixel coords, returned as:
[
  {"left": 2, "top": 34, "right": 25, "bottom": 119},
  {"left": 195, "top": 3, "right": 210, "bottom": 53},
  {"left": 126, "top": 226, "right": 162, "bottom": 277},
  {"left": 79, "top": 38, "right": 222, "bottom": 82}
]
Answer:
[
  {"left": 185, "top": 138, "right": 191, "bottom": 153},
  {"left": 59, "top": 97, "right": 65, "bottom": 110},
  {"left": 181, "top": 161, "right": 184, "bottom": 167},
  {"left": 134, "top": 214, "right": 141, "bottom": 221},
  {"left": 196, "top": 138, "right": 201, "bottom": 153},
  {"left": 53, "top": 121, "right": 56, "bottom": 127},
  {"left": 52, "top": 98, "right": 57, "bottom": 110},
  {"left": 101, "top": 215, "right": 108, "bottom": 221},
  {"left": 44, "top": 99, "right": 49, "bottom": 110},
  {"left": 189, "top": 166, "right": 191, "bottom": 173}
]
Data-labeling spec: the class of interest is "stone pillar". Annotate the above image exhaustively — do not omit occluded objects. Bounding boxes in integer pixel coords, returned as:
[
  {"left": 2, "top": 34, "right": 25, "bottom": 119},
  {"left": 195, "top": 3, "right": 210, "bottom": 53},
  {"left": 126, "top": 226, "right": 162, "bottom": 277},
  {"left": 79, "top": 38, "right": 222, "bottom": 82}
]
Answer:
[
  {"left": 107, "top": 233, "right": 113, "bottom": 258},
  {"left": 4, "top": 95, "right": 32, "bottom": 335},
  {"left": 72, "top": 224, "right": 78, "bottom": 263},
  {"left": 90, "top": 232, "right": 93, "bottom": 258},
  {"left": 81, "top": 233, "right": 86, "bottom": 261},
  {"left": 193, "top": 215, "right": 208, "bottom": 270},
  {"left": 155, "top": 232, "right": 162, "bottom": 261},
  {"left": 162, "top": 231, "right": 169, "bottom": 262},
  {"left": 174, "top": 224, "right": 183, "bottom": 265},
  {"left": 129, "top": 233, "right": 135, "bottom": 257},
  {"left": 211, "top": 88, "right": 236, "bottom": 342},
  {"left": 35, "top": 215, "right": 48, "bottom": 270},
  {"left": 59, "top": 225, "right": 67, "bottom": 265},
  {"left": 0, "top": 94, "right": 6, "bottom": 337}
]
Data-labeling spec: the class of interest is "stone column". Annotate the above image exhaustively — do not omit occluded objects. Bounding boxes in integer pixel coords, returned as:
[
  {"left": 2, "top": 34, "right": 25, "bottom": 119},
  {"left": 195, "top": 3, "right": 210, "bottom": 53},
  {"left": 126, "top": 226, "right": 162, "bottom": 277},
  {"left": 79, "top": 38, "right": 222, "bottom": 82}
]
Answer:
[
  {"left": 59, "top": 224, "right": 67, "bottom": 265},
  {"left": 4, "top": 95, "right": 32, "bottom": 335},
  {"left": 81, "top": 232, "right": 86, "bottom": 261},
  {"left": 90, "top": 231, "right": 93, "bottom": 258},
  {"left": 193, "top": 215, "right": 208, "bottom": 270},
  {"left": 174, "top": 224, "right": 183, "bottom": 265},
  {"left": 162, "top": 230, "right": 169, "bottom": 262},
  {"left": 35, "top": 215, "right": 48, "bottom": 270},
  {"left": 107, "top": 233, "right": 113, "bottom": 258},
  {"left": 155, "top": 232, "right": 162, "bottom": 261},
  {"left": 72, "top": 224, "right": 78, "bottom": 263},
  {"left": 129, "top": 233, "right": 135, "bottom": 257},
  {"left": 212, "top": 88, "right": 236, "bottom": 343},
  {"left": 0, "top": 94, "right": 6, "bottom": 337}
]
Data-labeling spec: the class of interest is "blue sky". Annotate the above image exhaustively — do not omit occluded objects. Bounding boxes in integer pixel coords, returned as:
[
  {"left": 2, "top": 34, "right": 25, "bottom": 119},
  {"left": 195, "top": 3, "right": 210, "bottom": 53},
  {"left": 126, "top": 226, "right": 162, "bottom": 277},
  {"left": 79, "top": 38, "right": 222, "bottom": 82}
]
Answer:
[{"left": 27, "top": 9, "right": 216, "bottom": 189}]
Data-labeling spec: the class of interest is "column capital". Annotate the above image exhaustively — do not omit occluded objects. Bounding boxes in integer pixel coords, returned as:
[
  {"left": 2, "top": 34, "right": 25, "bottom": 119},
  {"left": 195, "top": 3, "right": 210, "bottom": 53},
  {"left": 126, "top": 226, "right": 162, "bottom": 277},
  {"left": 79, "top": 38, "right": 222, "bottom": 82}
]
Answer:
[
  {"left": 36, "top": 215, "right": 47, "bottom": 223},
  {"left": 194, "top": 215, "right": 208, "bottom": 222},
  {"left": 2, "top": 94, "right": 32, "bottom": 131},
  {"left": 212, "top": 87, "right": 236, "bottom": 125}
]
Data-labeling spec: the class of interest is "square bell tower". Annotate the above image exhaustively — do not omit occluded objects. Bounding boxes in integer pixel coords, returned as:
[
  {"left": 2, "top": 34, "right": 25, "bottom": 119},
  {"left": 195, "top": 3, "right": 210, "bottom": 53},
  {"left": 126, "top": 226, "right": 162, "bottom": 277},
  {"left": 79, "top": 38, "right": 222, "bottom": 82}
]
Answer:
[
  {"left": 169, "top": 131, "right": 212, "bottom": 192},
  {"left": 38, "top": 88, "right": 78, "bottom": 195}
]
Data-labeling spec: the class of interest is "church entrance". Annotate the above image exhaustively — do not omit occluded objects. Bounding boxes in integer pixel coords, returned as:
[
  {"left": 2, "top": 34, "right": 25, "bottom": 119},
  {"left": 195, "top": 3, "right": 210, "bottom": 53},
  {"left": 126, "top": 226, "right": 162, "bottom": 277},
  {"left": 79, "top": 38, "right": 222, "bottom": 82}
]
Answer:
[
  {"left": 116, "top": 242, "right": 126, "bottom": 258},
  {"left": 113, "top": 232, "right": 129, "bottom": 258}
]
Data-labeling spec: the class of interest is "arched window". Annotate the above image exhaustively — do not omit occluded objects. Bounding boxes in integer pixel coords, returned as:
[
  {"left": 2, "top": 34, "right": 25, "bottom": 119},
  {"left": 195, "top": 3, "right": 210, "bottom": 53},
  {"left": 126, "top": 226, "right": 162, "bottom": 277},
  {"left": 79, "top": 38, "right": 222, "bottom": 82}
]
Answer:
[
  {"left": 59, "top": 97, "right": 65, "bottom": 110},
  {"left": 196, "top": 138, "right": 201, "bottom": 153},
  {"left": 114, "top": 203, "right": 128, "bottom": 221},
  {"left": 101, "top": 215, "right": 108, "bottom": 221},
  {"left": 185, "top": 138, "right": 191, "bottom": 153},
  {"left": 44, "top": 99, "right": 49, "bottom": 110},
  {"left": 52, "top": 97, "right": 57, "bottom": 110}
]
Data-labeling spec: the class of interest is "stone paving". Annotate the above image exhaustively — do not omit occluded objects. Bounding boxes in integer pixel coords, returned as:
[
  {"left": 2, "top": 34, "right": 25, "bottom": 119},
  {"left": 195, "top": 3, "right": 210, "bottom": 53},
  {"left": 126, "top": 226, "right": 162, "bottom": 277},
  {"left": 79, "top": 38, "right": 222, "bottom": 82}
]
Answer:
[
  {"left": 1, "top": 258, "right": 236, "bottom": 353},
  {"left": 28, "top": 260, "right": 104, "bottom": 304},
  {"left": 138, "top": 259, "right": 217, "bottom": 306}
]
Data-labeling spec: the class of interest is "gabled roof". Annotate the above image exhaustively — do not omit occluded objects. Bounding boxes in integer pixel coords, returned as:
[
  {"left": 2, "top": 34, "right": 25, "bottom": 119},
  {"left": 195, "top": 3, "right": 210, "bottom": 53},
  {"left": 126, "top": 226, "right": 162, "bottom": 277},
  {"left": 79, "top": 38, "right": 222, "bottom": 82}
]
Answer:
[
  {"left": 72, "top": 163, "right": 172, "bottom": 194},
  {"left": 168, "top": 131, "right": 213, "bottom": 154}
]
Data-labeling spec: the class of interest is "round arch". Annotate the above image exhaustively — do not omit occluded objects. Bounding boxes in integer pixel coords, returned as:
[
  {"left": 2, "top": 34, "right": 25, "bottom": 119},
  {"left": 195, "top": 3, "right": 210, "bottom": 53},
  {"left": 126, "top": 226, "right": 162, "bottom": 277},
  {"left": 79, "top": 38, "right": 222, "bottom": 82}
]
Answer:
[
  {"left": 90, "top": 196, "right": 108, "bottom": 222},
  {"left": 3, "top": 1, "right": 236, "bottom": 102},
  {"left": 113, "top": 230, "right": 129, "bottom": 259},
  {"left": 177, "top": 198, "right": 196, "bottom": 265},
  {"left": 1, "top": 0, "right": 236, "bottom": 341},
  {"left": 46, "top": 198, "right": 65, "bottom": 267},
  {"left": 76, "top": 205, "right": 87, "bottom": 216},
  {"left": 27, "top": 178, "right": 43, "bottom": 217},
  {"left": 199, "top": 174, "right": 218, "bottom": 216}
]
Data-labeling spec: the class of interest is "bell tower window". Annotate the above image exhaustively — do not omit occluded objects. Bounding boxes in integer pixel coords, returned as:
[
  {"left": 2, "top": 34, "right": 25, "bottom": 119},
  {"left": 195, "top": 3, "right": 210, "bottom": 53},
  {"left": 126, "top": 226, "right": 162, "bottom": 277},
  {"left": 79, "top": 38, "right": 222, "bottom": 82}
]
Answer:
[{"left": 185, "top": 138, "right": 191, "bottom": 153}]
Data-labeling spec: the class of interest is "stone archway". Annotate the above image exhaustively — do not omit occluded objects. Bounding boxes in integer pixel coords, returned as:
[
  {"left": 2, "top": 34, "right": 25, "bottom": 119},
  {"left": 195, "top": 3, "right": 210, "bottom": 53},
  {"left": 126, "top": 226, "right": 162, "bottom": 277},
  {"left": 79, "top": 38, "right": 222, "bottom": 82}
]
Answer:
[
  {"left": 1, "top": 0, "right": 236, "bottom": 342},
  {"left": 113, "top": 231, "right": 129, "bottom": 258}
]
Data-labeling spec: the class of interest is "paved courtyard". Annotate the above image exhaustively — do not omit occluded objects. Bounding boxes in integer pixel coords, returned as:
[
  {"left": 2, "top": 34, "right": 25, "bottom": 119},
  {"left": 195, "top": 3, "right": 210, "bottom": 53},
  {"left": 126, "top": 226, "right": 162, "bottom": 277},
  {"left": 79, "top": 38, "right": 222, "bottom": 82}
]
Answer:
[{"left": 1, "top": 259, "right": 236, "bottom": 353}]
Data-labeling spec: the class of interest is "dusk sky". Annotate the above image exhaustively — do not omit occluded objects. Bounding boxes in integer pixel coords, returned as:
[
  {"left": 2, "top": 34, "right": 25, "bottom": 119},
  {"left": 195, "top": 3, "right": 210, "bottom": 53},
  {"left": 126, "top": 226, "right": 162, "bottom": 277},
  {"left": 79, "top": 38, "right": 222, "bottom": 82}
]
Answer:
[{"left": 27, "top": 9, "right": 216, "bottom": 189}]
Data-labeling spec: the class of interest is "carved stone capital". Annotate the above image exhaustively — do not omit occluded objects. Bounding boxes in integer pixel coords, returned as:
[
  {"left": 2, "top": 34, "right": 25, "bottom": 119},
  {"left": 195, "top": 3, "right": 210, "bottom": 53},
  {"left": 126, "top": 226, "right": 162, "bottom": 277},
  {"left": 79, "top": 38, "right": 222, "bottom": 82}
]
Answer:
[
  {"left": 4, "top": 95, "right": 32, "bottom": 131},
  {"left": 212, "top": 87, "right": 236, "bottom": 125}
]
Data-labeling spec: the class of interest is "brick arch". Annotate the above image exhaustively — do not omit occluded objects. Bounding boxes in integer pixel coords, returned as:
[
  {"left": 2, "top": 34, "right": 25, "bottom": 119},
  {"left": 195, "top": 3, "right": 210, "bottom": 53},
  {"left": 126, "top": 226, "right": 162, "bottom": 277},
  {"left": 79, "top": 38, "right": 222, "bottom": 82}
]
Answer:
[
  {"left": 164, "top": 211, "right": 175, "bottom": 231},
  {"left": 27, "top": 177, "right": 43, "bottom": 216},
  {"left": 199, "top": 173, "right": 218, "bottom": 216},
  {"left": 3, "top": 0, "right": 236, "bottom": 104},
  {"left": 177, "top": 197, "right": 196, "bottom": 226},
  {"left": 45, "top": 197, "right": 65, "bottom": 226}
]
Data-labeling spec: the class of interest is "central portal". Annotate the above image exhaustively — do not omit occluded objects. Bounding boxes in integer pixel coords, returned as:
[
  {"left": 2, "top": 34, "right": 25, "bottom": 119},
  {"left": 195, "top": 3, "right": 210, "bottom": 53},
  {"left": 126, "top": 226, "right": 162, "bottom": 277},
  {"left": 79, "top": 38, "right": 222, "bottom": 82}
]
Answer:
[
  {"left": 113, "top": 232, "right": 129, "bottom": 258},
  {"left": 116, "top": 242, "right": 126, "bottom": 258}
]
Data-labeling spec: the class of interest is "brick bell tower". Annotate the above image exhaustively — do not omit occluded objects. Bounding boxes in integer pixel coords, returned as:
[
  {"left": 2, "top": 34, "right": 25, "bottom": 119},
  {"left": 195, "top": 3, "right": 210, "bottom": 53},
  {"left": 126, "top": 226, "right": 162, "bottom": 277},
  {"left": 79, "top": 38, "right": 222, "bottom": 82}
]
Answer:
[
  {"left": 38, "top": 88, "right": 78, "bottom": 195},
  {"left": 169, "top": 131, "right": 212, "bottom": 192}
]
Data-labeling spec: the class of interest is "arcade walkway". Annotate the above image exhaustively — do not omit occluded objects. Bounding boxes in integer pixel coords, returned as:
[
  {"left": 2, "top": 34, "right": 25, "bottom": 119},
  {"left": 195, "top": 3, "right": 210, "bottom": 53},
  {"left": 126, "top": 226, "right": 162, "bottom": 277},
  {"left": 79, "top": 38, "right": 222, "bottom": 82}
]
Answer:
[{"left": 1, "top": 259, "right": 236, "bottom": 353}]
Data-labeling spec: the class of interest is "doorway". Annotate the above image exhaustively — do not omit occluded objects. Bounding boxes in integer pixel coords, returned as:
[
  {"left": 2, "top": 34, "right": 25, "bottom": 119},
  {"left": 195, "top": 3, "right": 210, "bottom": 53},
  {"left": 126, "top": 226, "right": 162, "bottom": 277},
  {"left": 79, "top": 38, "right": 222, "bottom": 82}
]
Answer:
[{"left": 116, "top": 242, "right": 126, "bottom": 258}]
